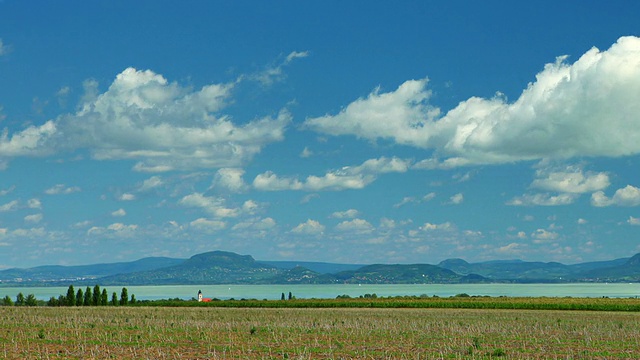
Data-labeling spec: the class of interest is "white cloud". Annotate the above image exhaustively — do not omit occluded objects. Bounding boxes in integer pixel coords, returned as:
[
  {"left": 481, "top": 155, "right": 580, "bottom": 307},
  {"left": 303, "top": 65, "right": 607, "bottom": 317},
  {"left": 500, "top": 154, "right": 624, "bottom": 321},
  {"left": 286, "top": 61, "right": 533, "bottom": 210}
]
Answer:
[
  {"left": 591, "top": 185, "right": 640, "bottom": 207},
  {"left": 628, "top": 216, "right": 640, "bottom": 226},
  {"left": 0, "top": 68, "right": 290, "bottom": 171},
  {"left": 291, "top": 219, "right": 325, "bottom": 235},
  {"left": 190, "top": 218, "right": 226, "bottom": 232},
  {"left": 24, "top": 214, "right": 43, "bottom": 224},
  {"left": 242, "top": 200, "right": 260, "bottom": 214},
  {"left": 111, "top": 208, "right": 126, "bottom": 217},
  {"left": 88, "top": 223, "right": 138, "bottom": 237},
  {"left": 251, "top": 50, "right": 309, "bottom": 86},
  {"left": 118, "top": 193, "right": 136, "bottom": 201},
  {"left": 253, "top": 156, "right": 410, "bottom": 191},
  {"left": 300, "top": 147, "right": 313, "bottom": 158},
  {"left": 449, "top": 193, "right": 464, "bottom": 205},
  {"left": 305, "top": 37, "right": 640, "bottom": 165},
  {"left": 393, "top": 196, "right": 418, "bottom": 208},
  {"left": 232, "top": 217, "right": 276, "bottom": 231},
  {"left": 0, "top": 186, "right": 14, "bottom": 196},
  {"left": 0, "top": 39, "right": 10, "bottom": 56},
  {"left": 419, "top": 222, "right": 453, "bottom": 231},
  {"left": 495, "top": 243, "right": 526, "bottom": 256},
  {"left": 45, "top": 184, "right": 81, "bottom": 195},
  {"left": 532, "top": 229, "right": 559, "bottom": 242},
  {"left": 27, "top": 198, "right": 41, "bottom": 209},
  {"left": 335, "top": 218, "right": 374, "bottom": 233},
  {"left": 0, "top": 200, "right": 19, "bottom": 212},
  {"left": 330, "top": 209, "right": 360, "bottom": 219},
  {"left": 212, "top": 168, "right": 247, "bottom": 193},
  {"left": 138, "top": 176, "right": 163, "bottom": 192},
  {"left": 531, "top": 167, "right": 610, "bottom": 194},
  {"left": 507, "top": 193, "right": 577, "bottom": 206},
  {"left": 179, "top": 193, "right": 239, "bottom": 218},
  {"left": 577, "top": 218, "right": 588, "bottom": 225}
]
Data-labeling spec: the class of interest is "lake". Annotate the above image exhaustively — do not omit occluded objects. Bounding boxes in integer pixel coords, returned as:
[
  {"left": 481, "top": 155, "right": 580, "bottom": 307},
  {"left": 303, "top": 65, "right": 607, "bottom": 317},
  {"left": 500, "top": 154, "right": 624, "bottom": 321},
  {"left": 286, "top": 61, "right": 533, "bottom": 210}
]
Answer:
[{"left": 2, "top": 283, "right": 640, "bottom": 301}]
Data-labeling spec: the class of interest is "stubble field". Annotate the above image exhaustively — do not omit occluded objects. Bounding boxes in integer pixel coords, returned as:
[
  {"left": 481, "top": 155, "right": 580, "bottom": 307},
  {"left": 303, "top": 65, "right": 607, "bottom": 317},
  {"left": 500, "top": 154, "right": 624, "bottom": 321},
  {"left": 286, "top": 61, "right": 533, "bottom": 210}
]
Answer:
[{"left": 1, "top": 306, "right": 639, "bottom": 359}]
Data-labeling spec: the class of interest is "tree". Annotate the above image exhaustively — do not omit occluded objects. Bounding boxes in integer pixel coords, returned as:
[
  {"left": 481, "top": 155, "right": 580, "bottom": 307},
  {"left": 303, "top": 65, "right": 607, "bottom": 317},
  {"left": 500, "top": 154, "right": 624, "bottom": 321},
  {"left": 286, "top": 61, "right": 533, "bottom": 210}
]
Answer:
[
  {"left": 120, "top": 287, "right": 128, "bottom": 306},
  {"left": 76, "top": 288, "right": 84, "bottom": 306},
  {"left": 66, "top": 285, "right": 76, "bottom": 306},
  {"left": 111, "top": 292, "right": 118, "bottom": 306},
  {"left": 16, "top": 292, "right": 25, "bottom": 306},
  {"left": 130, "top": 294, "right": 136, "bottom": 305},
  {"left": 281, "top": 292, "right": 285, "bottom": 300},
  {"left": 47, "top": 297, "right": 59, "bottom": 307},
  {"left": 92, "top": 285, "right": 101, "bottom": 306},
  {"left": 84, "top": 287, "right": 92, "bottom": 306},
  {"left": 2, "top": 295, "right": 13, "bottom": 306},
  {"left": 288, "top": 292, "right": 293, "bottom": 300},
  {"left": 101, "top": 289, "right": 108, "bottom": 306},
  {"left": 25, "top": 294, "right": 38, "bottom": 306}
]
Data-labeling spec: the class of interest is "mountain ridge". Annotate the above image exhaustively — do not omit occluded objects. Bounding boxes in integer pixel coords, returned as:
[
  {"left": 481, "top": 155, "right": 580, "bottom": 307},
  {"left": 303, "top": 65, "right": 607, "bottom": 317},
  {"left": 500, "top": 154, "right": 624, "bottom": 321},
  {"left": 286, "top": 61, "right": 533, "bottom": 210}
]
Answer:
[{"left": 2, "top": 251, "right": 639, "bottom": 286}]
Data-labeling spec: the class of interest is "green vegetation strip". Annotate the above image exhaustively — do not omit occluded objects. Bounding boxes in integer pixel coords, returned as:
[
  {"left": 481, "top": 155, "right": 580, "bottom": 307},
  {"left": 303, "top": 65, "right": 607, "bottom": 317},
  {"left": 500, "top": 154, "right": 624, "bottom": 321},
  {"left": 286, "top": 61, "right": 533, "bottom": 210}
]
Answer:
[{"left": 138, "top": 296, "right": 640, "bottom": 312}]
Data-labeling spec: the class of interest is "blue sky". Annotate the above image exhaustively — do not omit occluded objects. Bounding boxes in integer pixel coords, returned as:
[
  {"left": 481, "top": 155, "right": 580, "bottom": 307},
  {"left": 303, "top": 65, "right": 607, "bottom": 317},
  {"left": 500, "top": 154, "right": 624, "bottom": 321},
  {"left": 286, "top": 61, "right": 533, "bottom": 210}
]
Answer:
[{"left": 1, "top": 1, "right": 640, "bottom": 268}]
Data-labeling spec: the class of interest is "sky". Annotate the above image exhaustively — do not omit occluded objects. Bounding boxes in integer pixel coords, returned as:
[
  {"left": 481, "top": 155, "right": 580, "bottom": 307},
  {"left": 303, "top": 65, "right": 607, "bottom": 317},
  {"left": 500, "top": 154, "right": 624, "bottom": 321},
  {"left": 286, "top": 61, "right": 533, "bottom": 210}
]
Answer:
[{"left": 1, "top": 1, "right": 640, "bottom": 268}]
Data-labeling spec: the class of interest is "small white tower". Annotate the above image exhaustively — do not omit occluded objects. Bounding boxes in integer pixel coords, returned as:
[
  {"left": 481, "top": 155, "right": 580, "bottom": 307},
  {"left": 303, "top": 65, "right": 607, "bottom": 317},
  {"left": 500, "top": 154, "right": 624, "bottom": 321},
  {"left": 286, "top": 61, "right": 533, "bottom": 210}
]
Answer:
[{"left": 198, "top": 290, "right": 203, "bottom": 302}]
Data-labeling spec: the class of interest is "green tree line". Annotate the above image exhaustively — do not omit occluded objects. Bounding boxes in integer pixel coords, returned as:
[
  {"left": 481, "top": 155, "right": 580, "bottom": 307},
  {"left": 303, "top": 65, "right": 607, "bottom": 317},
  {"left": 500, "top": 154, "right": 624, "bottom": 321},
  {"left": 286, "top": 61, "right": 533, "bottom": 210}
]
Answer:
[{"left": 0, "top": 285, "right": 136, "bottom": 307}]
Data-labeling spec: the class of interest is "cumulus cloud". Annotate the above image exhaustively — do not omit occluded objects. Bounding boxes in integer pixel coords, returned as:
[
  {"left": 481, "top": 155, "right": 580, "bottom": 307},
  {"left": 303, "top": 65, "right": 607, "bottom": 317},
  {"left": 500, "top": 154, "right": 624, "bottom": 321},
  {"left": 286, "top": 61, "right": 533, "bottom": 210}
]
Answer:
[
  {"left": 449, "top": 193, "right": 464, "bottom": 205},
  {"left": 27, "top": 198, "right": 41, "bottom": 209},
  {"left": 253, "top": 156, "right": 410, "bottom": 191},
  {"left": 45, "top": 184, "right": 81, "bottom": 195},
  {"left": 335, "top": 218, "right": 374, "bottom": 233},
  {"left": 330, "top": 209, "right": 360, "bottom": 219},
  {"left": 88, "top": 223, "right": 138, "bottom": 237},
  {"left": 118, "top": 193, "right": 136, "bottom": 201},
  {"left": 0, "top": 200, "right": 19, "bottom": 212},
  {"left": 212, "top": 168, "right": 247, "bottom": 193},
  {"left": 291, "top": 219, "right": 325, "bottom": 235},
  {"left": 111, "top": 208, "right": 126, "bottom": 217},
  {"left": 591, "top": 185, "right": 640, "bottom": 207},
  {"left": 189, "top": 218, "right": 226, "bottom": 232},
  {"left": 0, "top": 67, "right": 290, "bottom": 171},
  {"left": 628, "top": 216, "right": 640, "bottom": 226},
  {"left": 531, "top": 167, "right": 610, "bottom": 194},
  {"left": 232, "top": 217, "right": 276, "bottom": 231},
  {"left": 138, "top": 176, "right": 163, "bottom": 192},
  {"left": 419, "top": 222, "right": 453, "bottom": 231},
  {"left": 305, "top": 37, "right": 640, "bottom": 165},
  {"left": 179, "top": 193, "right": 239, "bottom": 218},
  {"left": 532, "top": 229, "right": 559, "bottom": 243},
  {"left": 507, "top": 193, "right": 577, "bottom": 206},
  {"left": 24, "top": 214, "right": 43, "bottom": 224}
]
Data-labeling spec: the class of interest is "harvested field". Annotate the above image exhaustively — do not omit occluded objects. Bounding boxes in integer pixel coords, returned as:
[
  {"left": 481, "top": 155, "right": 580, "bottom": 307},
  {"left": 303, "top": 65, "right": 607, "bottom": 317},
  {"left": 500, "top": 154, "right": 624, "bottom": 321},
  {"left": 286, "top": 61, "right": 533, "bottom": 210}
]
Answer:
[{"left": 1, "top": 306, "right": 639, "bottom": 359}]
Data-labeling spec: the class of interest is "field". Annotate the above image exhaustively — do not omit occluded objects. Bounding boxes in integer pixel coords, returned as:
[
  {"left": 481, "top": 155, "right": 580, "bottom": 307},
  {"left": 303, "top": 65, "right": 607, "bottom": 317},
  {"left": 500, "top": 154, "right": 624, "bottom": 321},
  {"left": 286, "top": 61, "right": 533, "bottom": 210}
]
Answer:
[{"left": 1, "top": 305, "right": 640, "bottom": 359}]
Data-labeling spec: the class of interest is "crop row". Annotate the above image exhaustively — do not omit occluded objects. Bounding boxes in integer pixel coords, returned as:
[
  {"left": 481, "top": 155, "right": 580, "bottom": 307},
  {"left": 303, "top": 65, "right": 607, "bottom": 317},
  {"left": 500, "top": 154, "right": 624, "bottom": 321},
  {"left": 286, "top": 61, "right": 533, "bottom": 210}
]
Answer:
[{"left": 137, "top": 295, "right": 640, "bottom": 312}]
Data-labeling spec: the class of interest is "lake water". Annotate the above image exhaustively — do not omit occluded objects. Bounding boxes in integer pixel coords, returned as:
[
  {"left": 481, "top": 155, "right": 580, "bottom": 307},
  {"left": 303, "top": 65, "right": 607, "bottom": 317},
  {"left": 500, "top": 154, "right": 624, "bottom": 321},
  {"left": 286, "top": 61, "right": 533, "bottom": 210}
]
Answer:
[{"left": 2, "top": 283, "right": 640, "bottom": 301}]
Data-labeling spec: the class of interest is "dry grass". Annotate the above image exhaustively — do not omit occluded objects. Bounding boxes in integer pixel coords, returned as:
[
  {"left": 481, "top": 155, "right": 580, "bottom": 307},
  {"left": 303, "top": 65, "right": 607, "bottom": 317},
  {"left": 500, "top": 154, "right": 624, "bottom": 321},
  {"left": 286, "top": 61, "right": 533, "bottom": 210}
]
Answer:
[{"left": 1, "top": 306, "right": 639, "bottom": 359}]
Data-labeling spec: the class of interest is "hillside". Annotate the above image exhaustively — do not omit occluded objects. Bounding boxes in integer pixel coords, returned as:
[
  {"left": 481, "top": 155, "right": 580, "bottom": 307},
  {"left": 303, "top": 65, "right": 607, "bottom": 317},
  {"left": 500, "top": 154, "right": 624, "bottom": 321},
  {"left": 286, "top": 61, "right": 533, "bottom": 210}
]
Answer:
[{"left": 2, "top": 250, "right": 640, "bottom": 286}]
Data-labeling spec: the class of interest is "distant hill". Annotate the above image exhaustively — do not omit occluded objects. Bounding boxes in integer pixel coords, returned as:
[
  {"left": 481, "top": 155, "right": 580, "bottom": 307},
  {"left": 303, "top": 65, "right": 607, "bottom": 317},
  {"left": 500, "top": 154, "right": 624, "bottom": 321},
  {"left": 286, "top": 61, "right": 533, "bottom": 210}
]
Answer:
[
  {"left": 0, "top": 257, "right": 185, "bottom": 284},
  {"left": 578, "top": 253, "right": 640, "bottom": 282},
  {"left": 2, "top": 250, "right": 640, "bottom": 286},
  {"left": 258, "top": 260, "right": 363, "bottom": 274},
  {"left": 438, "top": 255, "right": 635, "bottom": 283},
  {"left": 331, "top": 263, "right": 488, "bottom": 284},
  {"left": 97, "top": 251, "right": 286, "bottom": 285}
]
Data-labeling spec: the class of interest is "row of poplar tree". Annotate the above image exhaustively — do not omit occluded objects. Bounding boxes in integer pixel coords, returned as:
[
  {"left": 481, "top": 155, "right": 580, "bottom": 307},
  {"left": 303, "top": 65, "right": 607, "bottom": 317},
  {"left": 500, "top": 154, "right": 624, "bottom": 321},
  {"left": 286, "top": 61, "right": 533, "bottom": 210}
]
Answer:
[{"left": 0, "top": 285, "right": 136, "bottom": 307}]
